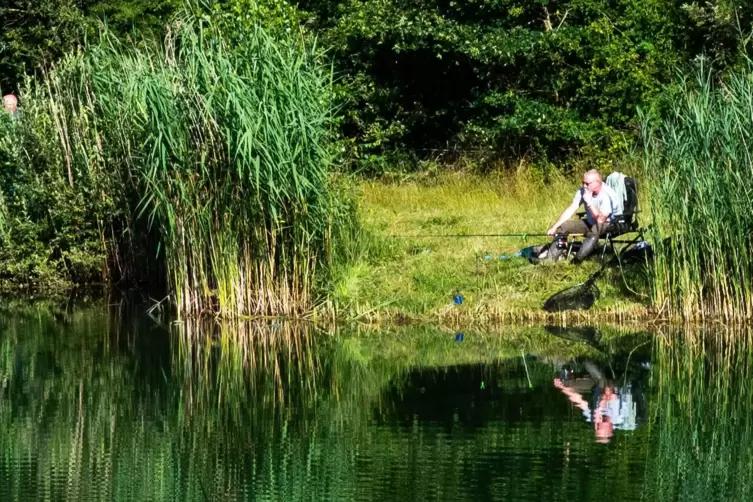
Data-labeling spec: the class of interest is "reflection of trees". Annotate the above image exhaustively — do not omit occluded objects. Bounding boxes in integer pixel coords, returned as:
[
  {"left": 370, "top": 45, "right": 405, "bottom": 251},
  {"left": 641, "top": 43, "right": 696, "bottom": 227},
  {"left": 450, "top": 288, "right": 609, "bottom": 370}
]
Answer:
[{"left": 7, "top": 304, "right": 730, "bottom": 500}]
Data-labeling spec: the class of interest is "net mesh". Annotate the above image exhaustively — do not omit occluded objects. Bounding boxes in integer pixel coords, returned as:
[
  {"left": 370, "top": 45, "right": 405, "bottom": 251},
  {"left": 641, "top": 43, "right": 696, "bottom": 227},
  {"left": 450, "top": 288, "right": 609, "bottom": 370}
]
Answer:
[{"left": 543, "top": 280, "right": 601, "bottom": 312}]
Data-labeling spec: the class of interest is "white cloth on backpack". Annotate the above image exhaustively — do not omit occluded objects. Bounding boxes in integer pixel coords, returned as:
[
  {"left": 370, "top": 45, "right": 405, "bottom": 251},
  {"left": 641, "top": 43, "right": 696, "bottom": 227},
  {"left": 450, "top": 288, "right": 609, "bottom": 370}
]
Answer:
[{"left": 606, "top": 172, "right": 627, "bottom": 206}]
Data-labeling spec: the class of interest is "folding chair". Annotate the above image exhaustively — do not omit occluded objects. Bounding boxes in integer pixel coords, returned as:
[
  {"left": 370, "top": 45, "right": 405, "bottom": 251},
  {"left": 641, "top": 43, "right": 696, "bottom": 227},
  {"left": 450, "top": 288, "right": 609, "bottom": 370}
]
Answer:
[
  {"left": 564, "top": 175, "right": 646, "bottom": 263},
  {"left": 598, "top": 175, "right": 645, "bottom": 262}
]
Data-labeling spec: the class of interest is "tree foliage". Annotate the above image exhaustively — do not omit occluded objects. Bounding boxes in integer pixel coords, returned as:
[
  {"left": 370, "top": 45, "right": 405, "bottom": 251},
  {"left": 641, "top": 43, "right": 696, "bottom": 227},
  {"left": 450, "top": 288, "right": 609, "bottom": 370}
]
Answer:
[
  {"left": 5, "top": 1, "right": 753, "bottom": 169},
  {"left": 296, "top": 0, "right": 693, "bottom": 168},
  {"left": 0, "top": 0, "right": 177, "bottom": 93}
]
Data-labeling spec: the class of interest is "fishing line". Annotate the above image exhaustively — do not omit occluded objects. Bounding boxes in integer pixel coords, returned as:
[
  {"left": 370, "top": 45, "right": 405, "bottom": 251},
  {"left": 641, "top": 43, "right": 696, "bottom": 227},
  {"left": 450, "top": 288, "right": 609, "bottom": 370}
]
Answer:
[
  {"left": 389, "top": 232, "right": 551, "bottom": 239},
  {"left": 389, "top": 233, "right": 585, "bottom": 239},
  {"left": 522, "top": 350, "right": 533, "bottom": 389}
]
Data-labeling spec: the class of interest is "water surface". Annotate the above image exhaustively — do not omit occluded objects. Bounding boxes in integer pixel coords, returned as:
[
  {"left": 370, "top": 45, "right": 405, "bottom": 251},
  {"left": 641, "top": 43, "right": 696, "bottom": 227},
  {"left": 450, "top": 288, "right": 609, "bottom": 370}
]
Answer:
[{"left": 0, "top": 303, "right": 750, "bottom": 501}]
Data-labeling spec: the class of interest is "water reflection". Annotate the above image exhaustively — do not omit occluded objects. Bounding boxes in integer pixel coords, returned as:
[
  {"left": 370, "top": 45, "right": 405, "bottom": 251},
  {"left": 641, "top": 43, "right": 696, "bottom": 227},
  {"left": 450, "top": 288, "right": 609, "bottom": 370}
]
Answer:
[
  {"left": 554, "top": 367, "right": 638, "bottom": 443},
  {"left": 0, "top": 300, "right": 752, "bottom": 501},
  {"left": 641, "top": 326, "right": 753, "bottom": 501},
  {"left": 546, "top": 325, "right": 650, "bottom": 443}
]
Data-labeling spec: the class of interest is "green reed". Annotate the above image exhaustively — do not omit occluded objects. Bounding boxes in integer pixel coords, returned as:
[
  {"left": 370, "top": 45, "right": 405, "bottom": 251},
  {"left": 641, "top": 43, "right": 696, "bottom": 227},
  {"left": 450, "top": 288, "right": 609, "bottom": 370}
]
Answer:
[
  {"left": 642, "top": 61, "right": 753, "bottom": 320},
  {"left": 1, "top": 3, "right": 351, "bottom": 317}
]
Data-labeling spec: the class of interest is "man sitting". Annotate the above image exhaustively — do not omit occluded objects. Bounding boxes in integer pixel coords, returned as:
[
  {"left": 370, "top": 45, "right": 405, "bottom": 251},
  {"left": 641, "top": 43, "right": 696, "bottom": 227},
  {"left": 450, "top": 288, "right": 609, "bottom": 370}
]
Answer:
[{"left": 545, "top": 169, "right": 623, "bottom": 263}]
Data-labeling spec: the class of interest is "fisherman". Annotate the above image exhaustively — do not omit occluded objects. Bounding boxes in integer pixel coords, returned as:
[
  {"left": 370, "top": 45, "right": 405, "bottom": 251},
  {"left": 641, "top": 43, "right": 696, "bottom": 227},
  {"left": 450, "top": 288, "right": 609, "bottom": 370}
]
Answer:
[
  {"left": 553, "top": 358, "right": 639, "bottom": 443},
  {"left": 545, "top": 169, "right": 623, "bottom": 263}
]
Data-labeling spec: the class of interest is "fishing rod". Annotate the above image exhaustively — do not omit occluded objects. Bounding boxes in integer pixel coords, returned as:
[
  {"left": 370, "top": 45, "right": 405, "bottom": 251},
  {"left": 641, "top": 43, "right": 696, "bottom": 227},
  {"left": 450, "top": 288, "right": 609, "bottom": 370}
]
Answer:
[
  {"left": 390, "top": 233, "right": 584, "bottom": 239},
  {"left": 390, "top": 232, "right": 549, "bottom": 238}
]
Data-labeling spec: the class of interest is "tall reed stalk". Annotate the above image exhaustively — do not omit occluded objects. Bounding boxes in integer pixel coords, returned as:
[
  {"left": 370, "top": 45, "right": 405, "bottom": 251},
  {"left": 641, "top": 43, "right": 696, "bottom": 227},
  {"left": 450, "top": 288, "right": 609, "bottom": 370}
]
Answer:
[
  {"left": 2, "top": 4, "right": 350, "bottom": 317},
  {"left": 642, "top": 61, "right": 753, "bottom": 320}
]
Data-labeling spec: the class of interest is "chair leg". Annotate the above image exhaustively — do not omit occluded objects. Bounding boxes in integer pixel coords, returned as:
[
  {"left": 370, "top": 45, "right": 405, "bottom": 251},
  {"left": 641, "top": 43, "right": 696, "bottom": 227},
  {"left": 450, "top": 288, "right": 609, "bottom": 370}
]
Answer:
[
  {"left": 600, "top": 235, "right": 610, "bottom": 264},
  {"left": 566, "top": 237, "right": 576, "bottom": 260}
]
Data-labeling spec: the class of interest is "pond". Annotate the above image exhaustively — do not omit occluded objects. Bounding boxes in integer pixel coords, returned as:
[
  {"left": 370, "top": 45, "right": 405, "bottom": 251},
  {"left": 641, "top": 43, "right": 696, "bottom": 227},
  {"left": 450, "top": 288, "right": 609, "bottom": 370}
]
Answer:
[{"left": 1, "top": 301, "right": 751, "bottom": 501}]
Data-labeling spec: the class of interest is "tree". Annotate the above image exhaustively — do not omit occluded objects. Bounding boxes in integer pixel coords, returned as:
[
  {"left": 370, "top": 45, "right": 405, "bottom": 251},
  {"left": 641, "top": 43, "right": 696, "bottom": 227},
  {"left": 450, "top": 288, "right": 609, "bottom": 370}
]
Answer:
[
  {"left": 0, "top": 0, "right": 177, "bottom": 93},
  {"left": 0, "top": 1, "right": 85, "bottom": 93},
  {"left": 295, "top": 0, "right": 688, "bottom": 169}
]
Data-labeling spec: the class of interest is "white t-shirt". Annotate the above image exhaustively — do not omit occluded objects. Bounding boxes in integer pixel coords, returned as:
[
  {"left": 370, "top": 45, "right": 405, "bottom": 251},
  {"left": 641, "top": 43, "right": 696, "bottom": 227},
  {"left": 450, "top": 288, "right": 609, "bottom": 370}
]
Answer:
[
  {"left": 581, "top": 386, "right": 638, "bottom": 431},
  {"left": 572, "top": 183, "right": 623, "bottom": 225}
]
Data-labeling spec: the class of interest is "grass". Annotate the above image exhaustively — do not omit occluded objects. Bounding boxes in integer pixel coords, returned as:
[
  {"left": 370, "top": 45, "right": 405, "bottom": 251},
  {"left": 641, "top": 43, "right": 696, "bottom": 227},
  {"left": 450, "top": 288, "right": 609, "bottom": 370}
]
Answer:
[{"left": 328, "top": 169, "right": 653, "bottom": 324}]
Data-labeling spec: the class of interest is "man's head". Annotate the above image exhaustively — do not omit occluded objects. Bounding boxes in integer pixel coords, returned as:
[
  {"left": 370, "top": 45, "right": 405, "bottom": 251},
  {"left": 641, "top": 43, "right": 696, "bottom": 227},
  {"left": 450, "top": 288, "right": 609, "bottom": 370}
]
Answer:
[
  {"left": 582, "top": 169, "right": 603, "bottom": 195},
  {"left": 2, "top": 94, "right": 18, "bottom": 114},
  {"left": 594, "top": 414, "right": 614, "bottom": 443}
]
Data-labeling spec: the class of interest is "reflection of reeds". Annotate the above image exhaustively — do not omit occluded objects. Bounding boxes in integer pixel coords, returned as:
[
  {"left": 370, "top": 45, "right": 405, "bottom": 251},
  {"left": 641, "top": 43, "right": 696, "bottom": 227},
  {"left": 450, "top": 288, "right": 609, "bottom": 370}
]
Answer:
[
  {"left": 173, "top": 320, "right": 326, "bottom": 418},
  {"left": 643, "top": 326, "right": 753, "bottom": 500}
]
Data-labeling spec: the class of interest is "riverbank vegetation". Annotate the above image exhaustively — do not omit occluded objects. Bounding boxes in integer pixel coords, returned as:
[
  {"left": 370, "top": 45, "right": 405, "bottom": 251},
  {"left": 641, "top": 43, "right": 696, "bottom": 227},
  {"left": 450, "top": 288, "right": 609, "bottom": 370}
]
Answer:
[
  {"left": 643, "top": 63, "right": 753, "bottom": 321},
  {"left": 330, "top": 171, "right": 652, "bottom": 323},
  {"left": 0, "top": 4, "right": 354, "bottom": 317},
  {"left": 2, "top": 0, "right": 753, "bottom": 321}
]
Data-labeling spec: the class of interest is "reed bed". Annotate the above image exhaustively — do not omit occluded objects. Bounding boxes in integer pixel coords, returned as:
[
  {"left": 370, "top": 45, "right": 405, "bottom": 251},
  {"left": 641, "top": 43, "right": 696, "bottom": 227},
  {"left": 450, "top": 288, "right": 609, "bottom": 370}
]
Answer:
[
  {"left": 642, "top": 62, "right": 753, "bottom": 320},
  {"left": 2, "top": 5, "right": 350, "bottom": 317}
]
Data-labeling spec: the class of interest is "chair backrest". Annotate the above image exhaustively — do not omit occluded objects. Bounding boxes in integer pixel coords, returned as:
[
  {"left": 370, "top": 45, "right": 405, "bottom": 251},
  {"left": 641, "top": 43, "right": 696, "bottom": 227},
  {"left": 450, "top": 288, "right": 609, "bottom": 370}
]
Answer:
[{"left": 623, "top": 176, "right": 639, "bottom": 228}]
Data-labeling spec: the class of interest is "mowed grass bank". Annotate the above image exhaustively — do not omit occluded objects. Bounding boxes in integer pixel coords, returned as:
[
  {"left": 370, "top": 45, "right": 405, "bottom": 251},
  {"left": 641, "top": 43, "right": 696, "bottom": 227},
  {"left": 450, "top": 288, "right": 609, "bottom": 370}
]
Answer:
[{"left": 329, "top": 171, "right": 652, "bottom": 324}]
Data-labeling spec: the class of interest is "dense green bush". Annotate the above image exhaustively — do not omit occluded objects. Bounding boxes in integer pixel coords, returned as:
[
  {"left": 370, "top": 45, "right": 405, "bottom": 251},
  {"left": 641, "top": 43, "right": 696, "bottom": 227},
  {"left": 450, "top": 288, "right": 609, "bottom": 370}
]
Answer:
[
  {"left": 300, "top": 0, "right": 688, "bottom": 171},
  {"left": 0, "top": 107, "right": 111, "bottom": 287},
  {"left": 0, "top": 0, "right": 178, "bottom": 94}
]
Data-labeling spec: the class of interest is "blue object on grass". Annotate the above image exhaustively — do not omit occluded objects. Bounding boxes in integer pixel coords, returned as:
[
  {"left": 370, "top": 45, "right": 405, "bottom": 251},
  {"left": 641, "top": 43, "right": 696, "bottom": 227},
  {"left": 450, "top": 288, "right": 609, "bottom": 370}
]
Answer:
[
  {"left": 453, "top": 294, "right": 464, "bottom": 305},
  {"left": 455, "top": 332, "right": 464, "bottom": 342}
]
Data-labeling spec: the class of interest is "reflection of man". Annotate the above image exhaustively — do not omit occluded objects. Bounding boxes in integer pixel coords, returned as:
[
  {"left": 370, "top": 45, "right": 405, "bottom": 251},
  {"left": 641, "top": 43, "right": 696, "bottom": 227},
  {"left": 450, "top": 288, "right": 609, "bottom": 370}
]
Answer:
[
  {"left": 554, "top": 374, "right": 637, "bottom": 443},
  {"left": 3, "top": 94, "right": 19, "bottom": 118}
]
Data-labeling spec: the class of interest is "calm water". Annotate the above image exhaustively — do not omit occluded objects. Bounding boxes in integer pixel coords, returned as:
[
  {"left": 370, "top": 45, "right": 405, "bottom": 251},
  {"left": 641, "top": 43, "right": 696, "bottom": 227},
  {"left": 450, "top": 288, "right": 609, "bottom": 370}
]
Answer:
[{"left": 1, "top": 302, "right": 752, "bottom": 501}]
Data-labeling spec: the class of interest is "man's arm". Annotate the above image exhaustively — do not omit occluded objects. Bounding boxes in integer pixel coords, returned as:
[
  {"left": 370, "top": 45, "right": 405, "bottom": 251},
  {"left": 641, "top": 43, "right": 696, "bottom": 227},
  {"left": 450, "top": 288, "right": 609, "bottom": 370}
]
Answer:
[
  {"left": 585, "top": 203, "right": 609, "bottom": 225},
  {"left": 582, "top": 190, "right": 610, "bottom": 224},
  {"left": 547, "top": 200, "right": 581, "bottom": 236},
  {"left": 554, "top": 379, "right": 590, "bottom": 411}
]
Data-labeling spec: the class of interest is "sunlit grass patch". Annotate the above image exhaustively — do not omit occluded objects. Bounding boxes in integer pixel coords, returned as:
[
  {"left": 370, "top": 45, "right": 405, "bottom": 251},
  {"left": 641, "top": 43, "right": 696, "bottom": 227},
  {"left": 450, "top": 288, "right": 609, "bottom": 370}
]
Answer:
[{"left": 330, "top": 170, "right": 651, "bottom": 323}]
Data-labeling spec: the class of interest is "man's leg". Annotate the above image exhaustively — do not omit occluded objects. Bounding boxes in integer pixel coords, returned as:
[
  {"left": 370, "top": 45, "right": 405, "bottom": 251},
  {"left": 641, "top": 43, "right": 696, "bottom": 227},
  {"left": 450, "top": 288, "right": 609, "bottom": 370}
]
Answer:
[
  {"left": 545, "top": 220, "right": 590, "bottom": 260},
  {"left": 573, "top": 222, "right": 614, "bottom": 264}
]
